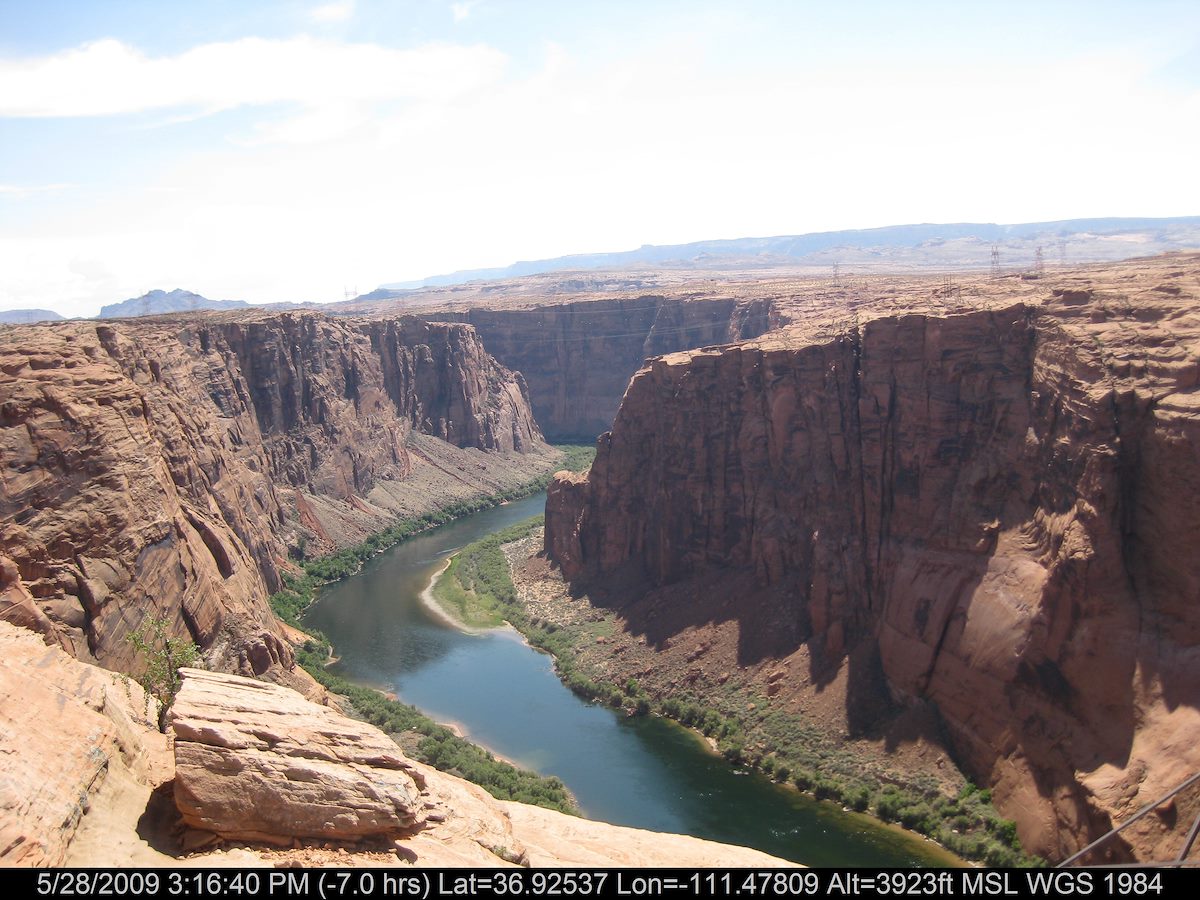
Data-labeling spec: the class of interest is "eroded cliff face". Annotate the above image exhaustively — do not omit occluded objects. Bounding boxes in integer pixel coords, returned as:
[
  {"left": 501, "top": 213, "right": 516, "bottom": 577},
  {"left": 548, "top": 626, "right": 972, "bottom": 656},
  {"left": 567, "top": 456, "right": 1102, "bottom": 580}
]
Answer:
[
  {"left": 0, "top": 313, "right": 544, "bottom": 681},
  {"left": 433, "top": 296, "right": 775, "bottom": 440},
  {"left": 545, "top": 257, "right": 1200, "bottom": 861}
]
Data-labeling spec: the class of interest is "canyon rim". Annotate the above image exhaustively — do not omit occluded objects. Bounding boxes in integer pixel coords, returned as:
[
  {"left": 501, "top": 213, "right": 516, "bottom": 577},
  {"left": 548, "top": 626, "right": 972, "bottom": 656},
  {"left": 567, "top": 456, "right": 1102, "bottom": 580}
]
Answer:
[{"left": 3, "top": 249, "right": 1198, "bottom": 866}]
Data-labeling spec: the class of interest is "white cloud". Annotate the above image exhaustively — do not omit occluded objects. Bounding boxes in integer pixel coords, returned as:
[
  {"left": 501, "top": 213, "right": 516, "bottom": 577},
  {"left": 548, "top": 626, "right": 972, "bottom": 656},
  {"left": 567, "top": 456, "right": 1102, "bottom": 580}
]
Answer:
[
  {"left": 0, "top": 235, "right": 132, "bottom": 316},
  {"left": 240, "top": 103, "right": 373, "bottom": 145},
  {"left": 310, "top": 1, "right": 355, "bottom": 24},
  {"left": 452, "top": 2, "right": 480, "bottom": 24},
  {"left": 0, "top": 183, "right": 72, "bottom": 196},
  {"left": 0, "top": 36, "right": 507, "bottom": 119},
  {"left": 2, "top": 23, "right": 1198, "bottom": 318}
]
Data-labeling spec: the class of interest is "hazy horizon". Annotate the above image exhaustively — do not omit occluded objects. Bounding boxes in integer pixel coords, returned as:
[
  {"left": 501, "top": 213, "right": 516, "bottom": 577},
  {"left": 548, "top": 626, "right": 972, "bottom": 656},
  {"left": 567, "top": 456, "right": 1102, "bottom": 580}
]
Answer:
[{"left": 2, "top": 0, "right": 1198, "bottom": 317}]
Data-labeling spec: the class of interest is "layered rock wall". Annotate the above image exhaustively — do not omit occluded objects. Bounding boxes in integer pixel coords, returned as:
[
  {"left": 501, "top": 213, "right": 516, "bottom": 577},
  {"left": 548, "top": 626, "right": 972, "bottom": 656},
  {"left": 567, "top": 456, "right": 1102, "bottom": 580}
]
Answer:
[
  {"left": 0, "top": 313, "right": 542, "bottom": 679},
  {"left": 433, "top": 296, "right": 775, "bottom": 440},
  {"left": 546, "top": 262, "right": 1200, "bottom": 861}
]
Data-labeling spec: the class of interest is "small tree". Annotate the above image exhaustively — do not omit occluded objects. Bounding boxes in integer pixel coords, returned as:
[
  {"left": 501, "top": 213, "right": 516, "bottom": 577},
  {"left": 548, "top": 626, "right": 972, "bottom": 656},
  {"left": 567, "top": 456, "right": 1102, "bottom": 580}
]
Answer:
[{"left": 127, "top": 616, "right": 202, "bottom": 732}]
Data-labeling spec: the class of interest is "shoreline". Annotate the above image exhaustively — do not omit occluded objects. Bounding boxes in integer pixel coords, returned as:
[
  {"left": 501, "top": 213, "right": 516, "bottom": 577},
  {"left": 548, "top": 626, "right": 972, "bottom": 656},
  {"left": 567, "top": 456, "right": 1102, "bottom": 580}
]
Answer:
[
  {"left": 421, "top": 554, "right": 525, "bottom": 638},
  {"left": 418, "top": 555, "right": 492, "bottom": 635},
  {"left": 433, "top": 717, "right": 526, "bottom": 769},
  {"left": 656, "top": 711, "right": 966, "bottom": 866},
  {"left": 500, "top": 532, "right": 971, "bottom": 867},
  {"left": 415, "top": 556, "right": 573, "bottom": 796}
]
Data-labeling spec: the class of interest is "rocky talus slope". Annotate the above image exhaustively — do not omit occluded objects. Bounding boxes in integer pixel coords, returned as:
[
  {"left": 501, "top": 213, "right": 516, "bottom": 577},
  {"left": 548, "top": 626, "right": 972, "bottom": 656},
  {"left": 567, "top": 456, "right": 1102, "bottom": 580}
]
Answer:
[
  {"left": 0, "top": 312, "right": 550, "bottom": 682},
  {"left": 546, "top": 254, "right": 1200, "bottom": 862},
  {"left": 0, "top": 620, "right": 793, "bottom": 867}
]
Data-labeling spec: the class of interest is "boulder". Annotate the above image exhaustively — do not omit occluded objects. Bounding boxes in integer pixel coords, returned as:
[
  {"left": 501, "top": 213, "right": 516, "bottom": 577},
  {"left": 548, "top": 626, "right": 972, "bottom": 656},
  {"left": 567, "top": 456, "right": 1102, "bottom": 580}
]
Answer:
[{"left": 169, "top": 668, "right": 424, "bottom": 844}]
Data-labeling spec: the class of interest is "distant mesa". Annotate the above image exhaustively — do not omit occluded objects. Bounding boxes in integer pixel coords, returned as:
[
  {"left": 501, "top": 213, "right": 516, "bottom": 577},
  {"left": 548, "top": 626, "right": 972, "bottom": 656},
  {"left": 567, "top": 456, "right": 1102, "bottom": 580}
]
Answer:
[
  {"left": 377, "top": 215, "right": 1200, "bottom": 292},
  {"left": 99, "top": 288, "right": 250, "bottom": 319},
  {"left": 350, "top": 287, "right": 411, "bottom": 305},
  {"left": 0, "top": 308, "right": 65, "bottom": 324}
]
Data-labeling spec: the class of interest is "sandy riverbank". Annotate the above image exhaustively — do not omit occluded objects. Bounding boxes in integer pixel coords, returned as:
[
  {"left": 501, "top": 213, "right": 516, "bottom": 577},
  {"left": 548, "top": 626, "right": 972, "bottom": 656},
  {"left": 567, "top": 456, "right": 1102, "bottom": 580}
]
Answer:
[
  {"left": 418, "top": 556, "right": 489, "bottom": 635},
  {"left": 416, "top": 558, "right": 530, "bottom": 770}
]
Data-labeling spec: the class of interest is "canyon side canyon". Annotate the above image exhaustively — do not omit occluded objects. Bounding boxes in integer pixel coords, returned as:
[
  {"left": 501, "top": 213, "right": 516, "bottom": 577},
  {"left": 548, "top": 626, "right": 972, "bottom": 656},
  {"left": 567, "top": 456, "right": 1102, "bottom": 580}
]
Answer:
[{"left": 1, "top": 252, "right": 1199, "bottom": 865}]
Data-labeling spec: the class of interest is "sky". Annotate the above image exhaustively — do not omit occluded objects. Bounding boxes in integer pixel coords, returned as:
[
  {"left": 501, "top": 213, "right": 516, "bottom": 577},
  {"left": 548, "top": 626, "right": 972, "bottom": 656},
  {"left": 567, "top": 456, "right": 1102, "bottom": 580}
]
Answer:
[{"left": 1, "top": 0, "right": 1198, "bottom": 317}]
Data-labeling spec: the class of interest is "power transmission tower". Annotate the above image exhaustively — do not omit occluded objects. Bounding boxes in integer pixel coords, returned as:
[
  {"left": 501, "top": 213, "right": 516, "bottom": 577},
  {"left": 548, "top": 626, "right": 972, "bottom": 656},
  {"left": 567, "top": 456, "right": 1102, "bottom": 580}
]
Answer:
[
  {"left": 1034, "top": 247, "right": 1045, "bottom": 277},
  {"left": 832, "top": 263, "right": 841, "bottom": 287},
  {"left": 1057, "top": 238, "right": 1067, "bottom": 266},
  {"left": 990, "top": 244, "right": 1001, "bottom": 280},
  {"left": 941, "top": 274, "right": 960, "bottom": 302}
]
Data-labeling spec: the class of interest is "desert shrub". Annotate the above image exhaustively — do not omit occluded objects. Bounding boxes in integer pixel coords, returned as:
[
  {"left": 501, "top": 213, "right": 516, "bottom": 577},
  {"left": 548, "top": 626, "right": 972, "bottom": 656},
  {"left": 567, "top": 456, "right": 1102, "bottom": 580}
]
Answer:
[
  {"left": 991, "top": 818, "right": 1020, "bottom": 848},
  {"left": 719, "top": 738, "right": 745, "bottom": 764},
  {"left": 127, "top": 615, "right": 202, "bottom": 732},
  {"left": 875, "top": 791, "right": 902, "bottom": 822},
  {"left": 813, "top": 778, "right": 844, "bottom": 802},
  {"left": 898, "top": 802, "right": 934, "bottom": 833}
]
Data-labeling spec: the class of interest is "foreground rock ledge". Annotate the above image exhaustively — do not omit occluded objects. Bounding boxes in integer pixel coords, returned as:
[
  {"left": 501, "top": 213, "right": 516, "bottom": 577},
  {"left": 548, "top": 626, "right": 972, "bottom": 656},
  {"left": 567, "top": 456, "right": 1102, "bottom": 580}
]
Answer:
[
  {"left": 0, "top": 620, "right": 797, "bottom": 867},
  {"left": 170, "top": 668, "right": 424, "bottom": 844}
]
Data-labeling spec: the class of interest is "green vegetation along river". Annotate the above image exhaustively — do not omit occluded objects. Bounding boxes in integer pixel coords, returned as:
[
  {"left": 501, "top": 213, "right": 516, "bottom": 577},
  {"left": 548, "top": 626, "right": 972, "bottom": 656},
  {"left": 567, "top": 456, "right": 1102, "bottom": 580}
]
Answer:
[{"left": 304, "top": 492, "right": 957, "bottom": 867}]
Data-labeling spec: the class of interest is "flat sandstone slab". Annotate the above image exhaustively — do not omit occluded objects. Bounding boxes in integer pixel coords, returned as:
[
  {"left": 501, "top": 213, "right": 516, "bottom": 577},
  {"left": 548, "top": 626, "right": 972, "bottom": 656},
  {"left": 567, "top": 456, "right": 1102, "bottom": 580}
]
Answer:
[{"left": 169, "top": 668, "right": 424, "bottom": 843}]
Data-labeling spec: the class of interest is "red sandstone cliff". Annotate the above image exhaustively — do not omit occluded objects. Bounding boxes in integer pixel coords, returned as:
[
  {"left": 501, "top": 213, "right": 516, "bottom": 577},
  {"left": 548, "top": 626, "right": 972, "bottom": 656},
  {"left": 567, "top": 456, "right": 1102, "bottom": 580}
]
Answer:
[
  {"left": 432, "top": 296, "right": 775, "bottom": 440},
  {"left": 545, "top": 256, "right": 1200, "bottom": 861},
  {"left": 0, "top": 312, "right": 546, "bottom": 682}
]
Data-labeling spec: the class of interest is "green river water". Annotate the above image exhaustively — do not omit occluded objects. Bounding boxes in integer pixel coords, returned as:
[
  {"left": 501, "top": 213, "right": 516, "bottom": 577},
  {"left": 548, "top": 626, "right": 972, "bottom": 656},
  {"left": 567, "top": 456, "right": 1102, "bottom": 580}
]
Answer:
[{"left": 304, "top": 492, "right": 960, "bottom": 867}]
